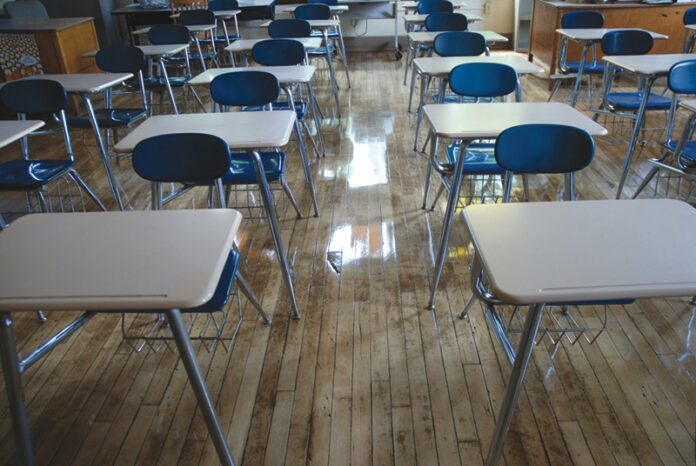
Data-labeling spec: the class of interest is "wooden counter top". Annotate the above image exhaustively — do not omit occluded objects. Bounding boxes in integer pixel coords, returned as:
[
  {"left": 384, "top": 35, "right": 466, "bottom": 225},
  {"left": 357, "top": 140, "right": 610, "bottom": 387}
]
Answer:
[{"left": 0, "top": 17, "right": 93, "bottom": 32}]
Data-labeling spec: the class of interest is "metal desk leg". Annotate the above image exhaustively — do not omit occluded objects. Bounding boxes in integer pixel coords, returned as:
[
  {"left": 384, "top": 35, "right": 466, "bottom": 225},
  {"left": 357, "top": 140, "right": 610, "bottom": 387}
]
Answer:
[
  {"left": 322, "top": 29, "right": 341, "bottom": 118},
  {"left": 323, "top": 29, "right": 339, "bottom": 91},
  {"left": 403, "top": 36, "right": 412, "bottom": 85},
  {"left": 484, "top": 303, "right": 545, "bottom": 466},
  {"left": 81, "top": 94, "right": 124, "bottom": 211},
  {"left": 194, "top": 36, "right": 207, "bottom": 71},
  {"left": 408, "top": 58, "right": 418, "bottom": 113},
  {"left": 166, "top": 309, "right": 235, "bottom": 466},
  {"left": 684, "top": 30, "right": 695, "bottom": 53},
  {"left": 209, "top": 29, "right": 220, "bottom": 67},
  {"left": 188, "top": 85, "right": 208, "bottom": 113},
  {"left": 220, "top": 19, "right": 231, "bottom": 48},
  {"left": 422, "top": 133, "right": 439, "bottom": 209},
  {"left": 0, "top": 312, "right": 33, "bottom": 466},
  {"left": 416, "top": 76, "right": 443, "bottom": 150},
  {"left": 248, "top": 150, "right": 301, "bottom": 320},
  {"left": 394, "top": 0, "right": 401, "bottom": 59},
  {"left": 615, "top": 75, "right": 656, "bottom": 199},
  {"left": 307, "top": 83, "right": 326, "bottom": 157},
  {"left": 427, "top": 137, "right": 470, "bottom": 310},
  {"left": 414, "top": 72, "right": 429, "bottom": 150},
  {"left": 158, "top": 57, "right": 180, "bottom": 114},
  {"left": 285, "top": 87, "right": 320, "bottom": 217},
  {"left": 570, "top": 42, "right": 589, "bottom": 108},
  {"left": 335, "top": 21, "right": 351, "bottom": 88}
]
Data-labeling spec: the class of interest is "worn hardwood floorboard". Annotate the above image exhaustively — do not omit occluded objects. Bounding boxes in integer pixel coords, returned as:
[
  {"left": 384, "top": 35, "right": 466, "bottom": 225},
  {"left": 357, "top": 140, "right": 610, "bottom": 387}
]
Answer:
[{"left": 0, "top": 51, "right": 693, "bottom": 465}]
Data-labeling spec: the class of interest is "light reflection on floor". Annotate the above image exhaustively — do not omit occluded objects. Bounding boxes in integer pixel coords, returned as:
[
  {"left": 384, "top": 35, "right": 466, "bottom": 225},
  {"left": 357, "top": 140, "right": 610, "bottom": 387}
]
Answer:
[
  {"left": 346, "top": 141, "right": 388, "bottom": 189},
  {"left": 328, "top": 221, "right": 395, "bottom": 266}
]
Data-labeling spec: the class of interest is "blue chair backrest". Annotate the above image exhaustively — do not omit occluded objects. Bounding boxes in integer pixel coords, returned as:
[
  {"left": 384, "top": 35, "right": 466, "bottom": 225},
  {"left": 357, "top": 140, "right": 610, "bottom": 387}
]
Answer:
[
  {"left": 133, "top": 133, "right": 232, "bottom": 183},
  {"left": 668, "top": 59, "right": 696, "bottom": 95},
  {"left": 4, "top": 0, "right": 48, "bottom": 20},
  {"left": 268, "top": 19, "right": 312, "bottom": 38},
  {"left": 252, "top": 39, "right": 305, "bottom": 66},
  {"left": 96, "top": 46, "right": 146, "bottom": 74},
  {"left": 495, "top": 124, "right": 595, "bottom": 174},
  {"left": 601, "top": 29, "right": 653, "bottom": 56},
  {"left": 684, "top": 6, "right": 696, "bottom": 25},
  {"left": 180, "top": 9, "right": 216, "bottom": 25},
  {"left": 560, "top": 10, "right": 604, "bottom": 29},
  {"left": 425, "top": 12, "right": 468, "bottom": 32},
  {"left": 209, "top": 0, "right": 239, "bottom": 10},
  {"left": 295, "top": 4, "right": 331, "bottom": 20},
  {"left": 210, "top": 71, "right": 280, "bottom": 107},
  {"left": 0, "top": 79, "right": 67, "bottom": 115},
  {"left": 418, "top": 0, "right": 453, "bottom": 14},
  {"left": 434, "top": 31, "right": 485, "bottom": 56},
  {"left": 449, "top": 63, "right": 517, "bottom": 98},
  {"left": 148, "top": 24, "right": 191, "bottom": 45},
  {"left": 308, "top": 0, "right": 338, "bottom": 4}
]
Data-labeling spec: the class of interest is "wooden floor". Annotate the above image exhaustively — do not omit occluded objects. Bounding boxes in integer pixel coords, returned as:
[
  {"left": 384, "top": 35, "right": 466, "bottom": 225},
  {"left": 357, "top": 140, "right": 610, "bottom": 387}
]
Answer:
[{"left": 0, "top": 51, "right": 694, "bottom": 466}]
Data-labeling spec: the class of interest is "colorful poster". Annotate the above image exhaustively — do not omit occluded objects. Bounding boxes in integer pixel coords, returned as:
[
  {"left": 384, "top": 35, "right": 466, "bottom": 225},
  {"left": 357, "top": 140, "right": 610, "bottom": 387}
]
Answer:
[{"left": 0, "top": 33, "right": 43, "bottom": 81}]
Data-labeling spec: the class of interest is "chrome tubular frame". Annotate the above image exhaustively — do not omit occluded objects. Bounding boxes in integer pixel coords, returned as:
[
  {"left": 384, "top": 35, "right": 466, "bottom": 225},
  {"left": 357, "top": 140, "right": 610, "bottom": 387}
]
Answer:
[
  {"left": 427, "top": 135, "right": 475, "bottom": 310},
  {"left": 248, "top": 149, "right": 302, "bottom": 319},
  {"left": 283, "top": 86, "right": 320, "bottom": 217}
]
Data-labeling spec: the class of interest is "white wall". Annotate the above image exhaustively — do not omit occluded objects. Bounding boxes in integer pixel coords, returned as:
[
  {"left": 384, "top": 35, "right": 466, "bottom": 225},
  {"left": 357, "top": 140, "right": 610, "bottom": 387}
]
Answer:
[
  {"left": 241, "top": 0, "right": 515, "bottom": 48},
  {"left": 294, "top": 0, "right": 514, "bottom": 39}
]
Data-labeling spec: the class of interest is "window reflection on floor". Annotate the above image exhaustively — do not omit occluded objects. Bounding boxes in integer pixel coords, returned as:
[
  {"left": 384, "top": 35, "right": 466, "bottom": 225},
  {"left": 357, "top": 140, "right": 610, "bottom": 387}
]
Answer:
[
  {"left": 328, "top": 221, "right": 395, "bottom": 266},
  {"left": 346, "top": 141, "right": 388, "bottom": 189}
]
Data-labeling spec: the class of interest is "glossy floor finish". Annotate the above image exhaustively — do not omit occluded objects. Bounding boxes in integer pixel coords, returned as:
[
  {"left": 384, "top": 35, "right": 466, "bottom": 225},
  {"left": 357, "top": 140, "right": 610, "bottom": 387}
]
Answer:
[{"left": 0, "top": 52, "right": 694, "bottom": 465}]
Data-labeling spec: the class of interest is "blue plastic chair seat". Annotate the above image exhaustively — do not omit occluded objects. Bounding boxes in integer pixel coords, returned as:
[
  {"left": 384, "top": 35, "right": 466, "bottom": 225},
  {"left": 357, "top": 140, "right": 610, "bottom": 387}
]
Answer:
[
  {"left": 561, "top": 61, "right": 605, "bottom": 74},
  {"left": 68, "top": 108, "right": 146, "bottom": 128},
  {"left": 144, "top": 76, "right": 190, "bottom": 89},
  {"left": 307, "top": 47, "right": 335, "bottom": 56},
  {"left": 446, "top": 143, "right": 505, "bottom": 175},
  {"left": 244, "top": 100, "right": 307, "bottom": 119},
  {"left": 666, "top": 140, "right": 696, "bottom": 163},
  {"left": 189, "top": 151, "right": 285, "bottom": 186},
  {"left": 128, "top": 250, "right": 240, "bottom": 313},
  {"left": 224, "top": 151, "right": 285, "bottom": 184},
  {"left": 170, "top": 50, "right": 218, "bottom": 61},
  {"left": 432, "top": 94, "right": 476, "bottom": 104},
  {"left": 309, "top": 30, "right": 338, "bottom": 38},
  {"left": 607, "top": 92, "right": 672, "bottom": 111},
  {"left": 306, "top": 43, "right": 336, "bottom": 55},
  {"left": 215, "top": 34, "right": 240, "bottom": 42},
  {"left": 187, "top": 250, "right": 240, "bottom": 312},
  {"left": 0, "top": 159, "right": 74, "bottom": 190}
]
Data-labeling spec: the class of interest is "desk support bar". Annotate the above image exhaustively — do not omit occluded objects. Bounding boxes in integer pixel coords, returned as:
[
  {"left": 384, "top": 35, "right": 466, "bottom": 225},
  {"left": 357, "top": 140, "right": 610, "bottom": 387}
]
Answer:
[
  {"left": 0, "top": 312, "right": 34, "bottom": 466},
  {"left": 166, "top": 309, "right": 236, "bottom": 466},
  {"left": 485, "top": 303, "right": 545, "bottom": 466},
  {"left": 428, "top": 137, "right": 473, "bottom": 309},
  {"left": 249, "top": 150, "right": 301, "bottom": 319},
  {"left": 484, "top": 306, "right": 516, "bottom": 365},
  {"left": 82, "top": 95, "right": 125, "bottom": 210},
  {"left": 615, "top": 75, "right": 657, "bottom": 198},
  {"left": 18, "top": 312, "right": 94, "bottom": 374}
]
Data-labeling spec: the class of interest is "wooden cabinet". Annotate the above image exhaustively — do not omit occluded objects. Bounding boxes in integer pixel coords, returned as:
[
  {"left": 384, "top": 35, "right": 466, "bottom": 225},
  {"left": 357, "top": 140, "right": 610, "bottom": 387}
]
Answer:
[
  {"left": 529, "top": 0, "right": 696, "bottom": 76},
  {"left": 0, "top": 17, "right": 99, "bottom": 80}
]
